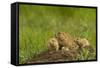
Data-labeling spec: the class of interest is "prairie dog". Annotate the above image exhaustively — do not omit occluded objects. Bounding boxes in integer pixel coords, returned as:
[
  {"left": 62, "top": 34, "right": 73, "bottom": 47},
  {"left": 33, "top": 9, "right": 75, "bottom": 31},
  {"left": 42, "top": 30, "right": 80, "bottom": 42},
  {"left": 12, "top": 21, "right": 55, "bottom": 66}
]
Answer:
[
  {"left": 55, "top": 32, "right": 79, "bottom": 50},
  {"left": 47, "top": 38, "right": 59, "bottom": 51},
  {"left": 75, "top": 38, "right": 90, "bottom": 48}
]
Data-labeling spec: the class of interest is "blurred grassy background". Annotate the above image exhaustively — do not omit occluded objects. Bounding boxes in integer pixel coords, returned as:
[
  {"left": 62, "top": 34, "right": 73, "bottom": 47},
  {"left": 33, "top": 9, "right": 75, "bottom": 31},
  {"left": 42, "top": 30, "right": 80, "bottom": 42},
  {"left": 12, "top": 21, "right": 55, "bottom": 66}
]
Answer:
[{"left": 19, "top": 4, "right": 96, "bottom": 64}]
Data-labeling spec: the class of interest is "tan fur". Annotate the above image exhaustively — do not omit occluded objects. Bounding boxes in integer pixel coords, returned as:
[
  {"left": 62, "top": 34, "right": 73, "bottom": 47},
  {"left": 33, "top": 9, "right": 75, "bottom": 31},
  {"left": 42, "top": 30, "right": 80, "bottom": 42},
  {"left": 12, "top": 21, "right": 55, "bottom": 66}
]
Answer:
[
  {"left": 47, "top": 38, "right": 59, "bottom": 51},
  {"left": 55, "top": 32, "right": 79, "bottom": 50},
  {"left": 75, "top": 38, "right": 90, "bottom": 48}
]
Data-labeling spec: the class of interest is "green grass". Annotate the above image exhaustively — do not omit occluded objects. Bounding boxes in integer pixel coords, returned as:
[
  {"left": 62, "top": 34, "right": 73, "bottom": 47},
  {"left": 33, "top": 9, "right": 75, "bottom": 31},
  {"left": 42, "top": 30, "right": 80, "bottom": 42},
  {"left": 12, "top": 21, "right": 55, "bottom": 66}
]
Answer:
[{"left": 19, "top": 5, "right": 96, "bottom": 64}]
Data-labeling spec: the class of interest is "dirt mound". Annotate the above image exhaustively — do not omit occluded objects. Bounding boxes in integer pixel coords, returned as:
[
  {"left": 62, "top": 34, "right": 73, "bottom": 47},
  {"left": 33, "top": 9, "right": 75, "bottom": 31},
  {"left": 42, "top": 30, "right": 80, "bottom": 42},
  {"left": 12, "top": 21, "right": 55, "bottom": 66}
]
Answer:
[{"left": 27, "top": 50, "right": 78, "bottom": 64}]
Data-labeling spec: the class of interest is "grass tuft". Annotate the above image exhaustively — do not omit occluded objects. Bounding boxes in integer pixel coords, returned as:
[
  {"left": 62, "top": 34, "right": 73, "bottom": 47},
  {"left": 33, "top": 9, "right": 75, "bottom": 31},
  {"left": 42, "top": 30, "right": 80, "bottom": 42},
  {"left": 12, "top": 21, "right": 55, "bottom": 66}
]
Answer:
[{"left": 19, "top": 5, "right": 96, "bottom": 64}]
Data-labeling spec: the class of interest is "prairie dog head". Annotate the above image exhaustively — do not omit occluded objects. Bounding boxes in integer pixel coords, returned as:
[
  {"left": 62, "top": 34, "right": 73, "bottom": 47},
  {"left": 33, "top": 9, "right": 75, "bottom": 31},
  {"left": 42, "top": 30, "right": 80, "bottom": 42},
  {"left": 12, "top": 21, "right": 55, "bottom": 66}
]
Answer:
[
  {"left": 74, "top": 38, "right": 90, "bottom": 48},
  {"left": 55, "top": 32, "right": 67, "bottom": 41},
  {"left": 47, "top": 38, "right": 59, "bottom": 51}
]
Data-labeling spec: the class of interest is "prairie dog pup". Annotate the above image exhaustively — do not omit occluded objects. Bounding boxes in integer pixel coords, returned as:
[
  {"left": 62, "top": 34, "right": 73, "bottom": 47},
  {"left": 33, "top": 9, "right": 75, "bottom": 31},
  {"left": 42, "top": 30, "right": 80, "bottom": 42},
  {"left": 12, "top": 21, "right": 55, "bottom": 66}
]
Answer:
[
  {"left": 47, "top": 38, "right": 59, "bottom": 51},
  {"left": 55, "top": 32, "right": 79, "bottom": 50},
  {"left": 74, "top": 38, "right": 94, "bottom": 53},
  {"left": 75, "top": 38, "right": 90, "bottom": 48}
]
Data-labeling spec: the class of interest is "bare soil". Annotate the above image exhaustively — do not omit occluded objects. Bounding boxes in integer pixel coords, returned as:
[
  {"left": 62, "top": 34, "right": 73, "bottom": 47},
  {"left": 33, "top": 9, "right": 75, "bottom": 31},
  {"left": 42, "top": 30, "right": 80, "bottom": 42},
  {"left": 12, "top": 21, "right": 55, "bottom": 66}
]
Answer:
[{"left": 27, "top": 50, "right": 79, "bottom": 64}]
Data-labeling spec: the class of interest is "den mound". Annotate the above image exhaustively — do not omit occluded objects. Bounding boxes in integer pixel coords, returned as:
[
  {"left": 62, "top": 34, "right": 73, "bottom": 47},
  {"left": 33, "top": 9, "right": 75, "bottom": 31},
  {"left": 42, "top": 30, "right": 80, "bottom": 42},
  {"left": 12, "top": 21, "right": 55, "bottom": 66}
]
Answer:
[{"left": 27, "top": 32, "right": 94, "bottom": 64}]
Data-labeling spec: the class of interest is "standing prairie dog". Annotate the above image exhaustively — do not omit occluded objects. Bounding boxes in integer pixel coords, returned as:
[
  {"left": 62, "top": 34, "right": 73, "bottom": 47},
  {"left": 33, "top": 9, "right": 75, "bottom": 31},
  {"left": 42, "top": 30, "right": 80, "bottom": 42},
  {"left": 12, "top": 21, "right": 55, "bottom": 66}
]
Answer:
[
  {"left": 55, "top": 32, "right": 79, "bottom": 50},
  {"left": 47, "top": 38, "right": 59, "bottom": 51}
]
